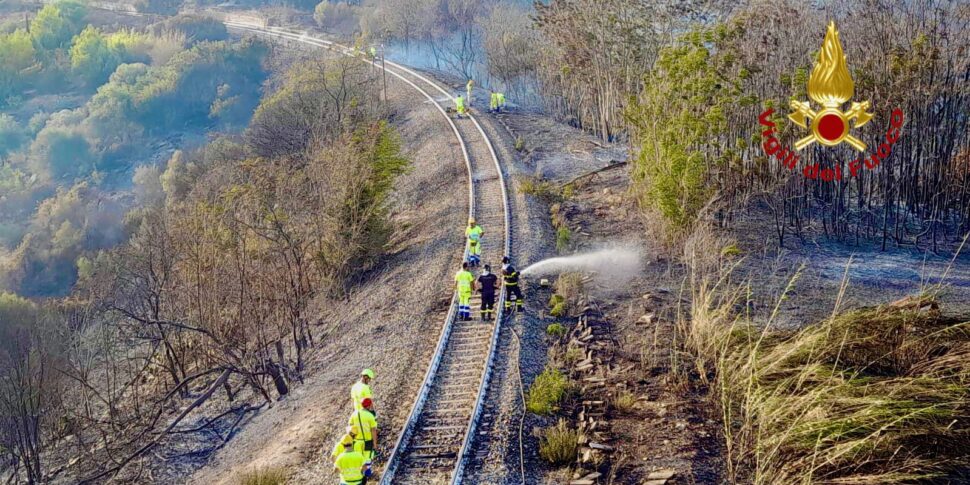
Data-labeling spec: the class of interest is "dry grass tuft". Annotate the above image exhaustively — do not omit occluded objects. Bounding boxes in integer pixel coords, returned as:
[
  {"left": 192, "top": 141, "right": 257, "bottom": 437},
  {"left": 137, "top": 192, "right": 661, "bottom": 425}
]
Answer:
[
  {"left": 556, "top": 273, "right": 584, "bottom": 309},
  {"left": 612, "top": 389, "right": 637, "bottom": 414},
  {"left": 687, "top": 277, "right": 970, "bottom": 483},
  {"left": 539, "top": 419, "right": 581, "bottom": 465},
  {"left": 518, "top": 175, "right": 562, "bottom": 202},
  {"left": 238, "top": 467, "right": 288, "bottom": 485}
]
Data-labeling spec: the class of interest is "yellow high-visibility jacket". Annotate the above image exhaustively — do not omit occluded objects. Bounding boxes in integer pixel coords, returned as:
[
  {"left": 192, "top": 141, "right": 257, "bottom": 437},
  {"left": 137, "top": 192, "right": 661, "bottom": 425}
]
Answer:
[{"left": 455, "top": 270, "right": 474, "bottom": 293}]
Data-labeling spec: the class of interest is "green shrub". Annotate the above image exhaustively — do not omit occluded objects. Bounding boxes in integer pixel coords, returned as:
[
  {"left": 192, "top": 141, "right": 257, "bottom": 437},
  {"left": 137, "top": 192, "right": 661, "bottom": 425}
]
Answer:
[
  {"left": 149, "top": 15, "right": 229, "bottom": 44},
  {"left": 314, "top": 1, "right": 359, "bottom": 33},
  {"left": 549, "top": 302, "right": 567, "bottom": 317},
  {"left": 519, "top": 175, "right": 561, "bottom": 202},
  {"left": 546, "top": 323, "right": 567, "bottom": 337},
  {"left": 555, "top": 225, "right": 571, "bottom": 252},
  {"left": 526, "top": 367, "right": 570, "bottom": 415},
  {"left": 561, "top": 183, "right": 575, "bottom": 199},
  {"left": 238, "top": 468, "right": 287, "bottom": 485},
  {"left": 538, "top": 419, "right": 580, "bottom": 465},
  {"left": 514, "top": 136, "right": 525, "bottom": 151},
  {"left": 720, "top": 243, "right": 741, "bottom": 257}
]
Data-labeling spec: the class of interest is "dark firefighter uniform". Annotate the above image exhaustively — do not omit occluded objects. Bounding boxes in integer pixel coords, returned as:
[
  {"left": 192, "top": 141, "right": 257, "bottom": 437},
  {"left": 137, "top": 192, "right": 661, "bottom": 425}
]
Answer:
[
  {"left": 478, "top": 267, "right": 499, "bottom": 320},
  {"left": 503, "top": 264, "right": 524, "bottom": 311}
]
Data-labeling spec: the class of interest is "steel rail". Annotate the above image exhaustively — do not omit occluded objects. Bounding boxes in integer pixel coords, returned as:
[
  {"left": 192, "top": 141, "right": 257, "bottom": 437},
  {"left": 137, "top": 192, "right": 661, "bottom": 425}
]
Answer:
[{"left": 222, "top": 21, "right": 512, "bottom": 484}]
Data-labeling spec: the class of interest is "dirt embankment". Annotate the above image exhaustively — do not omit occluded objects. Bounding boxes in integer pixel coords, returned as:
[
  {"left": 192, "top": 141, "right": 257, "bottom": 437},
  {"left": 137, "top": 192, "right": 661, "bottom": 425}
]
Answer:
[{"left": 176, "top": 62, "right": 468, "bottom": 485}]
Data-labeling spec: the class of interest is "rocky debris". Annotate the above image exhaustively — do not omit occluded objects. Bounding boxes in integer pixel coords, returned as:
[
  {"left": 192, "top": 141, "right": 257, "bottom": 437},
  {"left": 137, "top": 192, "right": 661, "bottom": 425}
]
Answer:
[
  {"left": 569, "top": 471, "right": 602, "bottom": 484},
  {"left": 563, "top": 303, "right": 623, "bottom": 478},
  {"left": 642, "top": 469, "right": 677, "bottom": 484}
]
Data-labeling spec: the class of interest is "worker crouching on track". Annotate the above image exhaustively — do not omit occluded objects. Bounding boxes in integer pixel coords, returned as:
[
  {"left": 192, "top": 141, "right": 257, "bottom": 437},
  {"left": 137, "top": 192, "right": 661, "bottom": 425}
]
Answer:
[
  {"left": 455, "top": 94, "right": 467, "bottom": 119},
  {"left": 456, "top": 262, "right": 475, "bottom": 321},
  {"left": 477, "top": 264, "right": 498, "bottom": 321},
  {"left": 502, "top": 256, "right": 524, "bottom": 311},
  {"left": 466, "top": 217, "right": 483, "bottom": 267},
  {"left": 351, "top": 368, "right": 375, "bottom": 414},
  {"left": 349, "top": 398, "right": 378, "bottom": 483},
  {"left": 334, "top": 433, "right": 366, "bottom": 485}
]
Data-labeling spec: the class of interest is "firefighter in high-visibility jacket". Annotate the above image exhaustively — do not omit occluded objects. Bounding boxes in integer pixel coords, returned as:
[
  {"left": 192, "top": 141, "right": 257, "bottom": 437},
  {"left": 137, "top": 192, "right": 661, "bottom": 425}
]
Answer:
[
  {"left": 333, "top": 433, "right": 366, "bottom": 485},
  {"left": 466, "top": 79, "right": 475, "bottom": 106},
  {"left": 455, "top": 94, "right": 467, "bottom": 118},
  {"left": 497, "top": 92, "right": 506, "bottom": 111},
  {"left": 489, "top": 90, "right": 499, "bottom": 113},
  {"left": 456, "top": 262, "right": 475, "bottom": 320},
  {"left": 502, "top": 256, "right": 523, "bottom": 311},
  {"left": 466, "top": 217, "right": 483, "bottom": 267}
]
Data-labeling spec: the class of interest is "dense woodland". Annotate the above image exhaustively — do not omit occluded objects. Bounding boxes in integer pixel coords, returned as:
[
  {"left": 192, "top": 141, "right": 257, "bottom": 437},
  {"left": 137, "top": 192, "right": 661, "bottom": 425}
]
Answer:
[
  {"left": 303, "top": 0, "right": 969, "bottom": 249},
  {"left": 0, "top": 2, "right": 261, "bottom": 298},
  {"left": 0, "top": 2, "right": 405, "bottom": 483}
]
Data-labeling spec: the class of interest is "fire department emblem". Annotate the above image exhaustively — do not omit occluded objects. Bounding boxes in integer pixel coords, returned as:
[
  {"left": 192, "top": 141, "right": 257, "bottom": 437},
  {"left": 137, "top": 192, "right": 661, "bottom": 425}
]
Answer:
[{"left": 788, "top": 22, "right": 874, "bottom": 151}]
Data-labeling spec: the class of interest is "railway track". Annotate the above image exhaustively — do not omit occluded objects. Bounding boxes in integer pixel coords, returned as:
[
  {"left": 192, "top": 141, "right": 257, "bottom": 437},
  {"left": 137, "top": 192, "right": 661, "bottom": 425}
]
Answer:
[{"left": 222, "top": 21, "right": 512, "bottom": 484}]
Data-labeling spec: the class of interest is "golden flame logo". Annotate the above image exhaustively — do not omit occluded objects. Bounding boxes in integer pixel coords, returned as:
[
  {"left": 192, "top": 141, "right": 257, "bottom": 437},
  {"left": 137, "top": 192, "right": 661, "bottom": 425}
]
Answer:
[
  {"left": 789, "top": 21, "right": 873, "bottom": 151},
  {"left": 808, "top": 23, "right": 853, "bottom": 107}
]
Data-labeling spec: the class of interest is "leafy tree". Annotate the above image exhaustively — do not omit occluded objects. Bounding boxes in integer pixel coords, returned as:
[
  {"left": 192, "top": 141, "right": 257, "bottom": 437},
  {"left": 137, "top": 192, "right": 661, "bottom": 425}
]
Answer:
[
  {"left": 0, "top": 30, "right": 37, "bottom": 102},
  {"left": 314, "top": 1, "right": 361, "bottom": 35},
  {"left": 0, "top": 114, "right": 26, "bottom": 159},
  {"left": 70, "top": 26, "right": 125, "bottom": 86},
  {"left": 30, "top": 1, "right": 87, "bottom": 51},
  {"left": 149, "top": 15, "right": 229, "bottom": 43},
  {"left": 129, "top": 39, "right": 268, "bottom": 133},
  {"left": 3, "top": 182, "right": 123, "bottom": 296},
  {"left": 160, "top": 150, "right": 191, "bottom": 200},
  {"left": 627, "top": 26, "right": 741, "bottom": 234},
  {"left": 28, "top": 127, "right": 94, "bottom": 181},
  {"left": 248, "top": 57, "right": 378, "bottom": 158},
  {"left": 133, "top": 164, "right": 165, "bottom": 206}
]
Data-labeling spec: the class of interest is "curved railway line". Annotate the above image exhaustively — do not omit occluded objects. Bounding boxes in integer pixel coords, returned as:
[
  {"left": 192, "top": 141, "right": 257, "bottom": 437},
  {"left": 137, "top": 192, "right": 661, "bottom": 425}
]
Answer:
[{"left": 223, "top": 21, "right": 513, "bottom": 484}]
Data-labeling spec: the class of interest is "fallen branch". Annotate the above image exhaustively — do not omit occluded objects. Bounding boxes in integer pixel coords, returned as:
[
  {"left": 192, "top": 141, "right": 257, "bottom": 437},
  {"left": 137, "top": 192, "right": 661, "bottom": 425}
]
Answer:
[
  {"left": 561, "top": 160, "right": 628, "bottom": 188},
  {"left": 168, "top": 404, "right": 262, "bottom": 435},
  {"left": 78, "top": 369, "right": 232, "bottom": 484}
]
